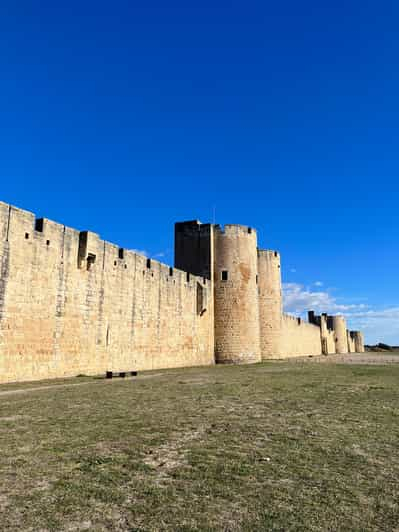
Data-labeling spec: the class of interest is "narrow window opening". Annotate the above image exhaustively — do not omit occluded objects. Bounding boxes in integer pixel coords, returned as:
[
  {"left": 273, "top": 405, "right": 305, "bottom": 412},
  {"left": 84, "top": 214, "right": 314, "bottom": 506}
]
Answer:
[
  {"left": 221, "top": 270, "right": 228, "bottom": 281},
  {"left": 25, "top": 233, "right": 29, "bottom": 240},
  {"left": 186, "top": 272, "right": 190, "bottom": 283},
  {"left": 256, "top": 274, "right": 258, "bottom": 284},
  {"left": 297, "top": 317, "right": 301, "bottom": 325},
  {"left": 87, "top": 254, "right": 96, "bottom": 271},
  {"left": 197, "top": 282, "right": 206, "bottom": 315},
  {"left": 35, "top": 219, "right": 44, "bottom": 232},
  {"left": 118, "top": 248, "right": 124, "bottom": 260},
  {"left": 114, "top": 260, "right": 117, "bottom": 266},
  {"left": 248, "top": 227, "right": 252, "bottom": 234},
  {"left": 169, "top": 267, "right": 173, "bottom": 276},
  {"left": 274, "top": 251, "right": 278, "bottom": 257},
  {"left": 146, "top": 258, "right": 151, "bottom": 269},
  {"left": 124, "top": 264, "right": 127, "bottom": 269},
  {"left": 46, "top": 240, "right": 50, "bottom": 246}
]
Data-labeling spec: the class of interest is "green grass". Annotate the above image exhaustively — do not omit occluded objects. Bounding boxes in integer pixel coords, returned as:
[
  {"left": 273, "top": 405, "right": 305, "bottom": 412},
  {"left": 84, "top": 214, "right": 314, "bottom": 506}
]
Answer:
[{"left": 1, "top": 361, "right": 399, "bottom": 531}]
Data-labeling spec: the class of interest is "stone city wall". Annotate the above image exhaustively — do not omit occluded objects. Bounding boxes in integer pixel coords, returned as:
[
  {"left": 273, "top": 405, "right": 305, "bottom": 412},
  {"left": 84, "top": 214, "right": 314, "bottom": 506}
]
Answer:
[
  {"left": 0, "top": 202, "right": 214, "bottom": 383},
  {"left": 279, "top": 314, "right": 323, "bottom": 358}
]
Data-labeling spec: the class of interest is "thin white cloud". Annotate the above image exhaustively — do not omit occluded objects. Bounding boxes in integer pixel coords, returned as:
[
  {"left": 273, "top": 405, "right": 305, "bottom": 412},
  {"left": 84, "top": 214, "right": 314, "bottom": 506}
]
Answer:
[
  {"left": 283, "top": 283, "right": 365, "bottom": 315},
  {"left": 130, "top": 249, "right": 148, "bottom": 257},
  {"left": 314, "top": 281, "right": 323, "bottom": 287},
  {"left": 153, "top": 248, "right": 172, "bottom": 260},
  {"left": 130, "top": 249, "right": 171, "bottom": 261},
  {"left": 290, "top": 268, "right": 297, "bottom": 273},
  {"left": 282, "top": 282, "right": 398, "bottom": 345},
  {"left": 345, "top": 307, "right": 399, "bottom": 346}
]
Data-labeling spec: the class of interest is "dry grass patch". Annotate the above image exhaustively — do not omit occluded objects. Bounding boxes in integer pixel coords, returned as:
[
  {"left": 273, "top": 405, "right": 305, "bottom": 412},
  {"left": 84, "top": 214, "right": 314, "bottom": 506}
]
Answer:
[{"left": 0, "top": 362, "right": 399, "bottom": 531}]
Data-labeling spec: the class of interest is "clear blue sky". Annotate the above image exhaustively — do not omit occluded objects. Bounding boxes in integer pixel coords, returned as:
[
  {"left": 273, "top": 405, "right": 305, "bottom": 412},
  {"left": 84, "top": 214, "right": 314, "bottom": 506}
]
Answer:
[{"left": 0, "top": 1, "right": 398, "bottom": 343}]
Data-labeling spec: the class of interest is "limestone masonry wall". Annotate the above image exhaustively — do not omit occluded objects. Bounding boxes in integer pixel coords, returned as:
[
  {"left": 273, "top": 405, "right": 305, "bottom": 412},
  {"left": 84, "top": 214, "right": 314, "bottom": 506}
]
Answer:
[
  {"left": 280, "top": 314, "right": 323, "bottom": 358},
  {"left": 258, "top": 250, "right": 282, "bottom": 359},
  {"left": 347, "top": 331, "right": 356, "bottom": 353},
  {"left": 352, "top": 331, "right": 365, "bottom": 353},
  {"left": 0, "top": 202, "right": 214, "bottom": 383},
  {"left": 213, "top": 225, "right": 261, "bottom": 364},
  {"left": 0, "top": 201, "right": 366, "bottom": 384},
  {"left": 328, "top": 315, "right": 348, "bottom": 354},
  {"left": 325, "top": 328, "right": 337, "bottom": 354}
]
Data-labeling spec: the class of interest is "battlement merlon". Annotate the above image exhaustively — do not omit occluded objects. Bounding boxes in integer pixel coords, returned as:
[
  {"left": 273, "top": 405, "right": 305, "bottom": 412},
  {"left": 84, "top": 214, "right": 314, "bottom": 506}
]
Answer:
[
  {"left": 214, "top": 224, "right": 257, "bottom": 238},
  {"left": 0, "top": 201, "right": 210, "bottom": 287},
  {"left": 257, "top": 249, "right": 280, "bottom": 259}
]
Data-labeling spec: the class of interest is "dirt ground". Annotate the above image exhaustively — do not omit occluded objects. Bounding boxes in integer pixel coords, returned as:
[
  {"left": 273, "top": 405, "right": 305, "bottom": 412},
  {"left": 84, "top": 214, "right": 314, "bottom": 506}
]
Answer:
[{"left": 281, "top": 351, "right": 399, "bottom": 365}]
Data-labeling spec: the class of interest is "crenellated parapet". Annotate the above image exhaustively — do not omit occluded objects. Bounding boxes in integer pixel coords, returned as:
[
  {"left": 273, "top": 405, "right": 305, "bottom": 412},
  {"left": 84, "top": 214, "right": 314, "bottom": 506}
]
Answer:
[
  {"left": 0, "top": 201, "right": 214, "bottom": 384},
  {"left": 0, "top": 199, "right": 367, "bottom": 383}
]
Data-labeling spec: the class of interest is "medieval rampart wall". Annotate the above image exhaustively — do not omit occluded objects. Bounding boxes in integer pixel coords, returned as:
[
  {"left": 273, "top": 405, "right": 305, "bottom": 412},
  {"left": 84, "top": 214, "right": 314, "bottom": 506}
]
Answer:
[
  {"left": 279, "top": 314, "right": 323, "bottom": 357},
  {"left": 0, "top": 202, "right": 214, "bottom": 383}
]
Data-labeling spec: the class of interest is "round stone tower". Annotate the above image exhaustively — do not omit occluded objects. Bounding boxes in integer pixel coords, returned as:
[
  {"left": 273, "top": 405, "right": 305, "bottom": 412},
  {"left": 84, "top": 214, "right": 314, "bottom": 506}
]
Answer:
[
  {"left": 328, "top": 315, "right": 348, "bottom": 354},
  {"left": 213, "top": 224, "right": 261, "bottom": 364},
  {"left": 352, "top": 331, "right": 365, "bottom": 353},
  {"left": 257, "top": 250, "right": 282, "bottom": 359}
]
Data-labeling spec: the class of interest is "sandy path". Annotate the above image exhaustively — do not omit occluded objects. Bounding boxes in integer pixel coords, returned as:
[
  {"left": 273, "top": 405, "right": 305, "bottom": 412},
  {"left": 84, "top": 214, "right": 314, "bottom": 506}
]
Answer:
[
  {"left": 283, "top": 353, "right": 399, "bottom": 365},
  {"left": 0, "top": 372, "right": 166, "bottom": 398}
]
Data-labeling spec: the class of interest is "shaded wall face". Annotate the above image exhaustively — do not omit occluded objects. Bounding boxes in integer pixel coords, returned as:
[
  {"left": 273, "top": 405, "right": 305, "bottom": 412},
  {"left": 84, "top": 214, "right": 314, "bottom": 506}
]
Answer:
[
  {"left": 257, "top": 251, "right": 282, "bottom": 359},
  {"left": 174, "top": 222, "right": 213, "bottom": 280},
  {"left": 213, "top": 225, "right": 261, "bottom": 364},
  {"left": 347, "top": 331, "right": 356, "bottom": 353},
  {"left": 319, "top": 315, "right": 335, "bottom": 355},
  {"left": 0, "top": 203, "right": 215, "bottom": 384}
]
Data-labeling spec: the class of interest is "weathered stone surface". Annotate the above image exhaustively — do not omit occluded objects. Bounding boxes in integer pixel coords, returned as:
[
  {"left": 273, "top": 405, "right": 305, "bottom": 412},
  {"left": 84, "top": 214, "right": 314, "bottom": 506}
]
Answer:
[
  {"left": 0, "top": 203, "right": 214, "bottom": 383},
  {"left": 0, "top": 202, "right": 364, "bottom": 384}
]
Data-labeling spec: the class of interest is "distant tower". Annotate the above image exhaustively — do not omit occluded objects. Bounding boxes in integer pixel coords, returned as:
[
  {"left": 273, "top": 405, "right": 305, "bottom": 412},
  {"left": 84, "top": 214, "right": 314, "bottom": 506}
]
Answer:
[
  {"left": 328, "top": 315, "right": 348, "bottom": 354},
  {"left": 352, "top": 331, "right": 365, "bottom": 353},
  {"left": 258, "top": 250, "right": 282, "bottom": 359},
  {"left": 213, "top": 225, "right": 261, "bottom": 364}
]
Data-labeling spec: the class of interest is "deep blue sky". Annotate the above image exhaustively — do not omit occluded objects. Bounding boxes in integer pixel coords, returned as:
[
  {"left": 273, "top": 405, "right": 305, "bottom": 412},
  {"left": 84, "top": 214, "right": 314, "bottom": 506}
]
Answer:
[{"left": 0, "top": 1, "right": 398, "bottom": 343}]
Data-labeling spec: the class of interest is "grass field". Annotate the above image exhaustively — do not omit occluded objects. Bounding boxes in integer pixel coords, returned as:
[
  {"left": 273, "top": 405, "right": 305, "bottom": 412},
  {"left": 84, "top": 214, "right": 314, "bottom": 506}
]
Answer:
[{"left": 1, "top": 359, "right": 399, "bottom": 531}]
